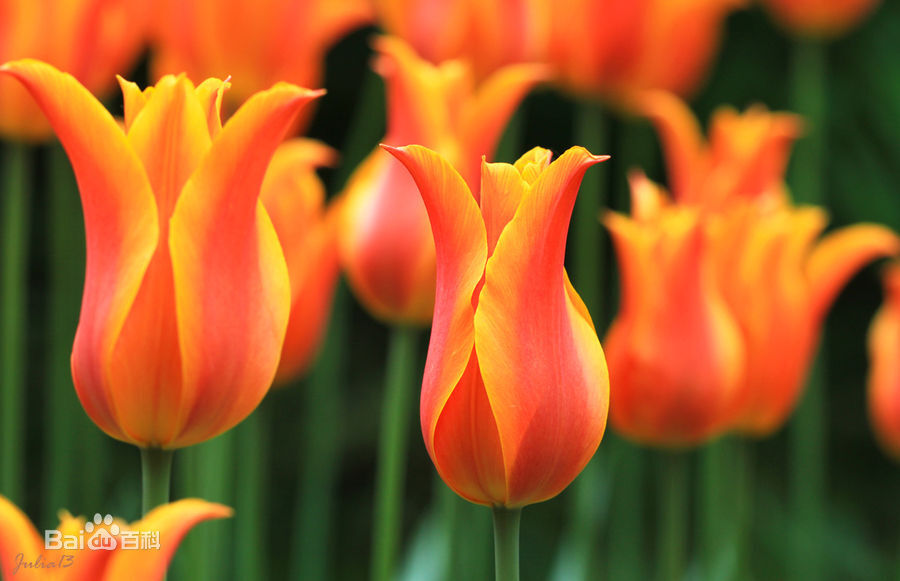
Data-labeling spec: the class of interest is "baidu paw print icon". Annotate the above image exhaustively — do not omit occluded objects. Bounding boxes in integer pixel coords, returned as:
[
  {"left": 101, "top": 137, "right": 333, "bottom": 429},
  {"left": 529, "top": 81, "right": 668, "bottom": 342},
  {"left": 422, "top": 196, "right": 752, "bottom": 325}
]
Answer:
[{"left": 85, "top": 513, "right": 120, "bottom": 550}]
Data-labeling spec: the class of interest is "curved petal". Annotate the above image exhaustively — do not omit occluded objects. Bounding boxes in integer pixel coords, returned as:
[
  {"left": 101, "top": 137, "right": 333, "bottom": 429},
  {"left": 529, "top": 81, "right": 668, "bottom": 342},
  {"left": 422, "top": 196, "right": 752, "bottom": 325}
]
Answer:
[
  {"left": 103, "top": 500, "right": 232, "bottom": 581},
  {"left": 338, "top": 149, "right": 438, "bottom": 323},
  {"left": 106, "top": 74, "right": 212, "bottom": 445},
  {"left": 637, "top": 89, "right": 706, "bottom": 202},
  {"left": 0, "top": 496, "right": 42, "bottom": 580},
  {"left": 869, "top": 266, "right": 900, "bottom": 459},
  {"left": 167, "top": 84, "right": 321, "bottom": 447},
  {"left": 0, "top": 59, "right": 158, "bottom": 442},
  {"left": 806, "top": 223, "right": 900, "bottom": 321},
  {"left": 474, "top": 147, "right": 609, "bottom": 505},
  {"left": 381, "top": 144, "right": 488, "bottom": 461}
]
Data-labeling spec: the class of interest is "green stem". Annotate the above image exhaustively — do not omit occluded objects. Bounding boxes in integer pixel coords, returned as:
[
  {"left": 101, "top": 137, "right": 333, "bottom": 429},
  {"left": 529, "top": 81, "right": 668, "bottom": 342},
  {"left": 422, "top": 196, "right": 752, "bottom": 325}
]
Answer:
[
  {"left": 1, "top": 143, "right": 30, "bottom": 506},
  {"left": 788, "top": 38, "right": 827, "bottom": 581},
  {"left": 45, "top": 143, "right": 83, "bottom": 520},
  {"left": 573, "top": 101, "right": 609, "bottom": 319},
  {"left": 333, "top": 70, "right": 385, "bottom": 192},
  {"left": 140, "top": 447, "right": 174, "bottom": 515},
  {"left": 492, "top": 506, "right": 521, "bottom": 581},
  {"left": 657, "top": 451, "right": 688, "bottom": 581},
  {"left": 607, "top": 438, "right": 646, "bottom": 581},
  {"left": 235, "top": 407, "right": 268, "bottom": 581},
  {"left": 292, "top": 282, "right": 350, "bottom": 581},
  {"left": 700, "top": 437, "right": 729, "bottom": 579},
  {"left": 371, "top": 326, "right": 421, "bottom": 581}
]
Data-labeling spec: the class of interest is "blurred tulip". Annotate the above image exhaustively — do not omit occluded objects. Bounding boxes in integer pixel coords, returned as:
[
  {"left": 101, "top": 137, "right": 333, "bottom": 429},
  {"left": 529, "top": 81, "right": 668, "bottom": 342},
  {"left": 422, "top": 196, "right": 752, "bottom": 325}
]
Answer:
[
  {"left": 546, "top": 0, "right": 745, "bottom": 105},
  {"left": 759, "top": 0, "right": 880, "bottom": 38},
  {"left": 152, "top": 0, "right": 371, "bottom": 122},
  {"left": 338, "top": 36, "right": 546, "bottom": 324},
  {"left": 604, "top": 176, "right": 745, "bottom": 446},
  {"left": 260, "top": 139, "right": 341, "bottom": 385},
  {"left": 0, "top": 0, "right": 148, "bottom": 141},
  {"left": 385, "top": 144, "right": 610, "bottom": 507},
  {"left": 372, "top": 0, "right": 548, "bottom": 79},
  {"left": 609, "top": 91, "right": 900, "bottom": 441},
  {"left": 0, "top": 496, "right": 230, "bottom": 580},
  {"left": 0, "top": 59, "right": 322, "bottom": 448},
  {"left": 868, "top": 265, "right": 900, "bottom": 459}
]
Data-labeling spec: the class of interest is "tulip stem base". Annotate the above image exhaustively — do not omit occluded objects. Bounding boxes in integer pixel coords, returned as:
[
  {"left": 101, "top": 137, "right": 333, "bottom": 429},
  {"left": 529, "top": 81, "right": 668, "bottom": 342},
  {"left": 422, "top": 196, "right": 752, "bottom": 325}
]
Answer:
[
  {"left": 492, "top": 506, "right": 522, "bottom": 581},
  {"left": 1, "top": 143, "right": 30, "bottom": 506},
  {"left": 371, "top": 326, "right": 420, "bottom": 581},
  {"left": 658, "top": 451, "right": 688, "bottom": 581},
  {"left": 141, "top": 447, "right": 174, "bottom": 515}
]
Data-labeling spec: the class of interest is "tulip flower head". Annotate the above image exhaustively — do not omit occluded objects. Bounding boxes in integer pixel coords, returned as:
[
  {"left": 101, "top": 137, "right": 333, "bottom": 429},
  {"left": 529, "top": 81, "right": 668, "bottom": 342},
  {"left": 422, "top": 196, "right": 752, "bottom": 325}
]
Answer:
[
  {"left": 0, "top": 60, "right": 323, "bottom": 449},
  {"left": 385, "top": 144, "right": 610, "bottom": 507},
  {"left": 605, "top": 91, "right": 900, "bottom": 443},
  {"left": 372, "top": 0, "right": 548, "bottom": 80},
  {"left": 0, "top": 0, "right": 149, "bottom": 140},
  {"left": 546, "top": 0, "right": 745, "bottom": 105},
  {"left": 0, "top": 496, "right": 230, "bottom": 580},
  {"left": 868, "top": 265, "right": 900, "bottom": 459},
  {"left": 260, "top": 139, "right": 341, "bottom": 385},
  {"left": 338, "top": 36, "right": 547, "bottom": 324},
  {"left": 759, "top": 0, "right": 881, "bottom": 38},
  {"left": 151, "top": 0, "right": 372, "bottom": 121}
]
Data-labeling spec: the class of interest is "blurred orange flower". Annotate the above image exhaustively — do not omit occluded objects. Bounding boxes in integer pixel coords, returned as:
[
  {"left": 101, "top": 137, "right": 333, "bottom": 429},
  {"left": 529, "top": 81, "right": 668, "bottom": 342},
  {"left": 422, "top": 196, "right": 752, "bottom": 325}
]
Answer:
[
  {"left": 152, "top": 0, "right": 372, "bottom": 121},
  {"left": 868, "top": 265, "right": 900, "bottom": 459},
  {"left": 759, "top": 0, "right": 881, "bottom": 38},
  {"left": 0, "top": 496, "right": 230, "bottom": 580},
  {"left": 605, "top": 91, "right": 900, "bottom": 443},
  {"left": 0, "top": 60, "right": 321, "bottom": 448},
  {"left": 546, "top": 0, "right": 745, "bottom": 105},
  {"left": 338, "top": 37, "right": 546, "bottom": 324},
  {"left": 260, "top": 139, "right": 341, "bottom": 385},
  {"left": 386, "top": 144, "right": 609, "bottom": 507},
  {"left": 372, "top": 0, "right": 547, "bottom": 80},
  {"left": 0, "top": 0, "right": 149, "bottom": 141}
]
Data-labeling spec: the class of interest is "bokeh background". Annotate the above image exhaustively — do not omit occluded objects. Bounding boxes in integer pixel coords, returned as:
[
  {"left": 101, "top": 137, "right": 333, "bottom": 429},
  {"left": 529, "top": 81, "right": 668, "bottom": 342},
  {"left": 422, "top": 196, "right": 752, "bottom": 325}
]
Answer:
[{"left": 2, "top": 0, "right": 900, "bottom": 580}]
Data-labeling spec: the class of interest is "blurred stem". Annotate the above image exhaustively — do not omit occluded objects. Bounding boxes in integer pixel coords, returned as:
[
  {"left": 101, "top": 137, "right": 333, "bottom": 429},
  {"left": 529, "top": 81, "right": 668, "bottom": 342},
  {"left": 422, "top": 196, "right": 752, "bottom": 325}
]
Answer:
[
  {"left": 333, "top": 70, "right": 385, "bottom": 192},
  {"left": 573, "top": 102, "right": 608, "bottom": 319},
  {"left": 235, "top": 407, "right": 268, "bottom": 581},
  {"left": 495, "top": 107, "right": 524, "bottom": 163},
  {"left": 46, "top": 143, "right": 82, "bottom": 520},
  {"left": 438, "top": 480, "right": 460, "bottom": 581},
  {"left": 1, "top": 143, "right": 30, "bottom": 506},
  {"left": 701, "top": 438, "right": 729, "bottom": 579},
  {"left": 657, "top": 451, "right": 688, "bottom": 581},
  {"left": 789, "top": 38, "right": 827, "bottom": 581},
  {"left": 292, "top": 282, "right": 350, "bottom": 581},
  {"left": 140, "top": 447, "right": 173, "bottom": 514},
  {"left": 175, "top": 432, "right": 235, "bottom": 581},
  {"left": 790, "top": 354, "right": 827, "bottom": 581},
  {"left": 607, "top": 438, "right": 646, "bottom": 581},
  {"left": 371, "top": 326, "right": 420, "bottom": 581},
  {"left": 492, "top": 506, "right": 521, "bottom": 581}
]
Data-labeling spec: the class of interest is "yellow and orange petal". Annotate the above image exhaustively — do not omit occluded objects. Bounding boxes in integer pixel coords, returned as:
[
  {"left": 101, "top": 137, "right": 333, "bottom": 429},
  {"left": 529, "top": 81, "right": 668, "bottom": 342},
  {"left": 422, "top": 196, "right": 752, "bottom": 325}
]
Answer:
[
  {"left": 869, "top": 265, "right": 900, "bottom": 459},
  {"left": 1, "top": 60, "right": 321, "bottom": 448},
  {"left": 386, "top": 144, "right": 610, "bottom": 507}
]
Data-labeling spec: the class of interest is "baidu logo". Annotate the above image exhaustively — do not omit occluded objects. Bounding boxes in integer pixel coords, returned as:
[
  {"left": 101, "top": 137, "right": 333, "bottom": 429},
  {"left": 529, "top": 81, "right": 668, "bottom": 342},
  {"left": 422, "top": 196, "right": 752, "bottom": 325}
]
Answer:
[{"left": 44, "top": 513, "right": 160, "bottom": 551}]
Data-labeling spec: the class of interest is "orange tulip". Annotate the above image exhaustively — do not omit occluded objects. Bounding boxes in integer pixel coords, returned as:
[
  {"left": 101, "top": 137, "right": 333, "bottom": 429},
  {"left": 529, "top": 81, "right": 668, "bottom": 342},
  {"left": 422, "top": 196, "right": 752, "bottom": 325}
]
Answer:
[
  {"left": 0, "top": 496, "right": 229, "bottom": 580},
  {"left": 606, "top": 91, "right": 900, "bottom": 442},
  {"left": 0, "top": 0, "right": 149, "bottom": 141},
  {"left": 0, "top": 59, "right": 322, "bottom": 448},
  {"left": 546, "top": 0, "right": 745, "bottom": 104},
  {"left": 759, "top": 0, "right": 880, "bottom": 38},
  {"left": 338, "top": 36, "right": 546, "bottom": 324},
  {"left": 385, "top": 144, "right": 610, "bottom": 507},
  {"left": 152, "top": 0, "right": 371, "bottom": 119},
  {"left": 868, "top": 265, "right": 900, "bottom": 459},
  {"left": 604, "top": 176, "right": 745, "bottom": 446},
  {"left": 260, "top": 139, "right": 341, "bottom": 384},
  {"left": 372, "top": 0, "right": 548, "bottom": 79}
]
